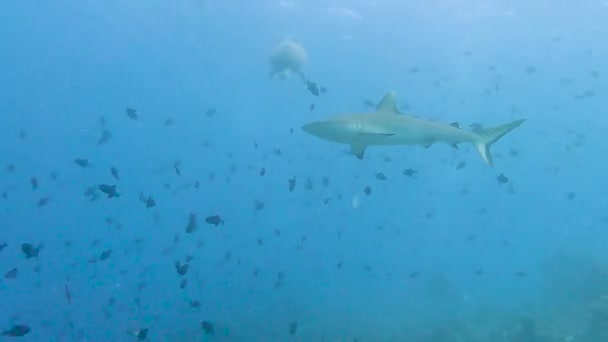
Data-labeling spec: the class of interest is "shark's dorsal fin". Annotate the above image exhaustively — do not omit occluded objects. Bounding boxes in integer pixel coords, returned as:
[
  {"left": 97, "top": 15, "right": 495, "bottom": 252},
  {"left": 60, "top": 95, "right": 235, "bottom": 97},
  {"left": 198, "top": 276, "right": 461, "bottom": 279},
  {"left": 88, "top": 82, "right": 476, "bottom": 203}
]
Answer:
[{"left": 375, "top": 91, "right": 399, "bottom": 114}]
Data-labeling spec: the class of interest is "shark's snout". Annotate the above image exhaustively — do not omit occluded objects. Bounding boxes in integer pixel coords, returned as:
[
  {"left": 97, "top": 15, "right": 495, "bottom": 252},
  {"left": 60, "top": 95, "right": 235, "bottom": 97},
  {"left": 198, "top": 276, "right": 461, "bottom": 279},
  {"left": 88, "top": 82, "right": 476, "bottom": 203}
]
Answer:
[{"left": 301, "top": 122, "right": 323, "bottom": 136}]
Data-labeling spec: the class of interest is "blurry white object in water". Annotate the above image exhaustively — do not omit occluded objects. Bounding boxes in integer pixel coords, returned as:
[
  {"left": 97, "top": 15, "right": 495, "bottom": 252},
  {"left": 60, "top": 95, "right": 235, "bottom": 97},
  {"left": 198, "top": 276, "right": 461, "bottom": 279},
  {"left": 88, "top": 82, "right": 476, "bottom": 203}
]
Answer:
[
  {"left": 269, "top": 39, "right": 308, "bottom": 81},
  {"left": 351, "top": 195, "right": 359, "bottom": 209}
]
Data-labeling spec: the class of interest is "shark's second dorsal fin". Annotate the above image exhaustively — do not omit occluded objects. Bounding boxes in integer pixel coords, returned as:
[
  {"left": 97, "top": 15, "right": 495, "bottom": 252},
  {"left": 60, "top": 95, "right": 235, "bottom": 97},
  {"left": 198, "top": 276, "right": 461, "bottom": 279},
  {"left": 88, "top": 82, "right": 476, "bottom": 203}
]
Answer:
[{"left": 375, "top": 91, "right": 399, "bottom": 114}]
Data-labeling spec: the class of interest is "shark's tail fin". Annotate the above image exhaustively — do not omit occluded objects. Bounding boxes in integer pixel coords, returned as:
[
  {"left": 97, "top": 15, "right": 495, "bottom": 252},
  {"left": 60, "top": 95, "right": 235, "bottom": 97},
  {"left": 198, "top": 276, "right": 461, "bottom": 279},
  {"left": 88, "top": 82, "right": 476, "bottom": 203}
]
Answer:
[{"left": 475, "top": 119, "right": 526, "bottom": 166}]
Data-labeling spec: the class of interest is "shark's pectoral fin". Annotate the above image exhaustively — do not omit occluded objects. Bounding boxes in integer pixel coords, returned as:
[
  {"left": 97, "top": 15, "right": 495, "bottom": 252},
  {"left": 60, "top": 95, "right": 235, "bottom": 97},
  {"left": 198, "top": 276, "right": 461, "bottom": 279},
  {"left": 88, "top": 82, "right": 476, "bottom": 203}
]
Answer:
[
  {"left": 422, "top": 142, "right": 434, "bottom": 148},
  {"left": 350, "top": 144, "right": 367, "bottom": 159}
]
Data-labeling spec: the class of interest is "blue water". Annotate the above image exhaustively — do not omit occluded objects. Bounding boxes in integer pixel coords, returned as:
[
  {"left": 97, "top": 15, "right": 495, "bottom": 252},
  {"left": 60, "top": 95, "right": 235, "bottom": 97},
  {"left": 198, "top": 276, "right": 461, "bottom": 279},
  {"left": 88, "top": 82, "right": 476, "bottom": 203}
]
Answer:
[{"left": 2, "top": 1, "right": 608, "bottom": 341}]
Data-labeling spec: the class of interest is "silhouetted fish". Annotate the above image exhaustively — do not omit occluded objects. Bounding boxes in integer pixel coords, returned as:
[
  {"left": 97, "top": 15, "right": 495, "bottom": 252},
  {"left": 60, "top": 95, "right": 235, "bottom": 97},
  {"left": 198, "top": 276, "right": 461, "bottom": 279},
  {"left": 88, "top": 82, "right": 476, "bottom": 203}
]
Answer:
[
  {"left": 200, "top": 321, "right": 215, "bottom": 335},
  {"left": 2, "top": 325, "right": 30, "bottom": 337},
  {"left": 205, "top": 215, "right": 224, "bottom": 227},
  {"left": 99, "top": 249, "right": 113, "bottom": 261},
  {"left": 74, "top": 158, "right": 90, "bottom": 168},
  {"left": 139, "top": 193, "right": 156, "bottom": 208},
  {"left": 21, "top": 242, "right": 43, "bottom": 259},
  {"left": 288, "top": 177, "right": 296, "bottom": 192},
  {"left": 99, "top": 184, "right": 120, "bottom": 198},
  {"left": 126, "top": 107, "right": 138, "bottom": 120},
  {"left": 289, "top": 322, "right": 298, "bottom": 336},
  {"left": 5, "top": 268, "right": 18, "bottom": 279},
  {"left": 205, "top": 108, "right": 216, "bottom": 117},
  {"left": 128, "top": 328, "right": 149, "bottom": 341},
  {"left": 307, "top": 81, "right": 319, "bottom": 96},
  {"left": 175, "top": 261, "right": 189, "bottom": 276},
  {"left": 185, "top": 213, "right": 197, "bottom": 233},
  {"left": 363, "top": 100, "right": 375, "bottom": 107},
  {"left": 98, "top": 129, "right": 111, "bottom": 144},
  {"left": 110, "top": 167, "right": 120, "bottom": 180}
]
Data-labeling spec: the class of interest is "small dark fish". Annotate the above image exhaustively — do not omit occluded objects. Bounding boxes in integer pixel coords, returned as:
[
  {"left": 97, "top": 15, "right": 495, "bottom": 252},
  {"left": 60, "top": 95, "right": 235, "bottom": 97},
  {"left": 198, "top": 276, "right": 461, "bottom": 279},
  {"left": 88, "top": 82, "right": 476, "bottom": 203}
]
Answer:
[
  {"left": 98, "top": 129, "right": 111, "bottom": 144},
  {"left": 30, "top": 177, "right": 38, "bottom": 190},
  {"left": 0, "top": 242, "right": 6, "bottom": 252},
  {"left": 74, "top": 158, "right": 90, "bottom": 168},
  {"left": 259, "top": 168, "right": 266, "bottom": 176},
  {"left": 363, "top": 100, "right": 375, "bottom": 108},
  {"left": 99, "top": 249, "right": 113, "bottom": 261},
  {"left": 65, "top": 284, "right": 72, "bottom": 304},
  {"left": 110, "top": 167, "right": 120, "bottom": 180},
  {"left": 126, "top": 107, "right": 138, "bottom": 120},
  {"left": 19, "top": 130, "right": 27, "bottom": 140},
  {"left": 515, "top": 271, "right": 527, "bottom": 277},
  {"left": 288, "top": 177, "right": 296, "bottom": 192},
  {"left": 289, "top": 322, "right": 298, "bottom": 335},
  {"left": 185, "top": 213, "right": 197, "bottom": 233},
  {"left": 309, "top": 103, "right": 315, "bottom": 111},
  {"left": 99, "top": 184, "right": 120, "bottom": 198},
  {"left": 37, "top": 196, "right": 51, "bottom": 207},
  {"left": 129, "top": 328, "right": 149, "bottom": 341},
  {"left": 524, "top": 65, "right": 537, "bottom": 74},
  {"left": 179, "top": 278, "right": 188, "bottom": 289},
  {"left": 409, "top": 272, "right": 420, "bottom": 279},
  {"left": 200, "top": 321, "right": 215, "bottom": 335},
  {"left": 2, "top": 325, "right": 30, "bottom": 337},
  {"left": 306, "top": 81, "right": 319, "bottom": 96},
  {"left": 475, "top": 269, "right": 484, "bottom": 276},
  {"left": 173, "top": 161, "right": 182, "bottom": 176},
  {"left": 374, "top": 172, "right": 387, "bottom": 181},
  {"left": 254, "top": 200, "right": 264, "bottom": 211},
  {"left": 139, "top": 193, "right": 156, "bottom": 208},
  {"left": 175, "top": 261, "right": 189, "bottom": 276},
  {"left": 364, "top": 186, "right": 372, "bottom": 196},
  {"left": 145, "top": 196, "right": 156, "bottom": 208},
  {"left": 5, "top": 163, "right": 15, "bottom": 173},
  {"left": 403, "top": 168, "right": 418, "bottom": 177},
  {"left": 567, "top": 192, "right": 576, "bottom": 200},
  {"left": 320, "top": 86, "right": 327, "bottom": 94},
  {"left": 189, "top": 300, "right": 201, "bottom": 308},
  {"left": 205, "top": 215, "right": 224, "bottom": 227},
  {"left": 5, "top": 267, "right": 18, "bottom": 279},
  {"left": 21, "top": 242, "right": 43, "bottom": 259},
  {"left": 205, "top": 108, "right": 216, "bottom": 117},
  {"left": 496, "top": 174, "right": 509, "bottom": 184},
  {"left": 164, "top": 118, "right": 175, "bottom": 126},
  {"left": 456, "top": 161, "right": 467, "bottom": 170}
]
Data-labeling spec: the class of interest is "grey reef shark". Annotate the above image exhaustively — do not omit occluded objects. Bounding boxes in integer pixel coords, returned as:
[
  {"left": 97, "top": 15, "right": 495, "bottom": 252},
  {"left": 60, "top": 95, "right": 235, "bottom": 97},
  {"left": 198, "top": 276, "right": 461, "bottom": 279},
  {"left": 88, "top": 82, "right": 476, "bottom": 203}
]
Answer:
[{"left": 302, "top": 91, "right": 525, "bottom": 166}]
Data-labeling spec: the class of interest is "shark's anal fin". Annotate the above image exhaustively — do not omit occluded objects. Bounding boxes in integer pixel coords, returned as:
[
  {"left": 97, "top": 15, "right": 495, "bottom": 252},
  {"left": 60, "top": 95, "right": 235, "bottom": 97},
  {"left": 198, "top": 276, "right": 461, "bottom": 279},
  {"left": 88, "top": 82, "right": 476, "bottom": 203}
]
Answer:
[{"left": 350, "top": 144, "right": 367, "bottom": 159}]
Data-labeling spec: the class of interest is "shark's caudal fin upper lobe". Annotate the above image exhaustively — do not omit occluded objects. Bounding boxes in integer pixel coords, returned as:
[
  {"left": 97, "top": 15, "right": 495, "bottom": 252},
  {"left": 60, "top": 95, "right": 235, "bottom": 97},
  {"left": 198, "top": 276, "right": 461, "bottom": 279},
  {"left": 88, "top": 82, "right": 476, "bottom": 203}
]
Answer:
[{"left": 475, "top": 119, "right": 526, "bottom": 166}]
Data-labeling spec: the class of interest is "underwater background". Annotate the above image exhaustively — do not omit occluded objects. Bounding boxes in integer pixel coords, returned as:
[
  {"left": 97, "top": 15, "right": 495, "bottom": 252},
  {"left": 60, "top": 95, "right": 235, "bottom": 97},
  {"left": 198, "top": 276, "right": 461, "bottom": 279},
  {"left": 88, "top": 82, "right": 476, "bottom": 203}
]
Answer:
[{"left": 1, "top": 0, "right": 608, "bottom": 341}]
